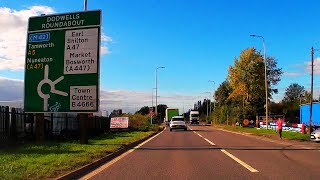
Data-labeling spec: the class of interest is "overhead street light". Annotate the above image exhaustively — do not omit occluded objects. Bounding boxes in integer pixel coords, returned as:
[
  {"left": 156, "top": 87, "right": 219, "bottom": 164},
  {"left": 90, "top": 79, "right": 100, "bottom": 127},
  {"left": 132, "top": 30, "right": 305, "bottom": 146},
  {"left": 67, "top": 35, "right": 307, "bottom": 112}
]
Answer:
[
  {"left": 155, "top": 66, "right": 165, "bottom": 115},
  {"left": 250, "top": 34, "right": 269, "bottom": 129},
  {"left": 204, "top": 91, "right": 212, "bottom": 123},
  {"left": 150, "top": 88, "right": 156, "bottom": 125},
  {"left": 208, "top": 80, "right": 216, "bottom": 111}
]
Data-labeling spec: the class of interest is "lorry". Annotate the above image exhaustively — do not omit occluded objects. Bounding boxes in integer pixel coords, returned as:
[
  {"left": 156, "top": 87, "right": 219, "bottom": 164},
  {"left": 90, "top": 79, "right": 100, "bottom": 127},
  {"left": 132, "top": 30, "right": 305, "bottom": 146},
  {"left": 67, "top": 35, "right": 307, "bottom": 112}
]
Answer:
[
  {"left": 300, "top": 103, "right": 320, "bottom": 127},
  {"left": 189, "top": 110, "right": 199, "bottom": 124},
  {"left": 165, "top": 108, "right": 179, "bottom": 124}
]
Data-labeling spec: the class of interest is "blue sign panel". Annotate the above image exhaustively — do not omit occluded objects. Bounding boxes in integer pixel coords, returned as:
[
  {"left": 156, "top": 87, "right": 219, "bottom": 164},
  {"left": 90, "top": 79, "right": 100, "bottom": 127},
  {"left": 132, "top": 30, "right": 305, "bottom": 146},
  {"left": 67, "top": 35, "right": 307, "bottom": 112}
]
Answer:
[{"left": 29, "top": 32, "right": 50, "bottom": 43}]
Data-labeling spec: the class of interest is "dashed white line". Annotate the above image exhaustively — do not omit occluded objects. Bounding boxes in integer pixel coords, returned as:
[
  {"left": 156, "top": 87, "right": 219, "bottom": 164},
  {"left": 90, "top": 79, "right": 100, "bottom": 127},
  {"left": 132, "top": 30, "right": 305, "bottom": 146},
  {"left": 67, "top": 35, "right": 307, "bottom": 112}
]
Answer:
[
  {"left": 190, "top": 126, "right": 258, "bottom": 173},
  {"left": 221, "top": 149, "right": 259, "bottom": 173},
  {"left": 80, "top": 127, "right": 166, "bottom": 180},
  {"left": 203, "top": 138, "right": 216, "bottom": 146}
]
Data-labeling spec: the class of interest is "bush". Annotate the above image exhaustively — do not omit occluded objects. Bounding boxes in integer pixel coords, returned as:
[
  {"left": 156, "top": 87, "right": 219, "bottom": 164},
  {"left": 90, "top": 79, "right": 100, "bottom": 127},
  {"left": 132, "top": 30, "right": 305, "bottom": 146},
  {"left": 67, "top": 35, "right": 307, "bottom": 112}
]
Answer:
[{"left": 121, "top": 114, "right": 162, "bottom": 131}]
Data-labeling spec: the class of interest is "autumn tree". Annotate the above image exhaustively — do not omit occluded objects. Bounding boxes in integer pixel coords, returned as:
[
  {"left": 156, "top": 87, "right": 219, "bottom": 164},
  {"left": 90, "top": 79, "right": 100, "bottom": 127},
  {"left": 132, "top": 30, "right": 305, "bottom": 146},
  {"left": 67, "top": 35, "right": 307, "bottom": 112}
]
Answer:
[{"left": 227, "top": 47, "right": 282, "bottom": 120}]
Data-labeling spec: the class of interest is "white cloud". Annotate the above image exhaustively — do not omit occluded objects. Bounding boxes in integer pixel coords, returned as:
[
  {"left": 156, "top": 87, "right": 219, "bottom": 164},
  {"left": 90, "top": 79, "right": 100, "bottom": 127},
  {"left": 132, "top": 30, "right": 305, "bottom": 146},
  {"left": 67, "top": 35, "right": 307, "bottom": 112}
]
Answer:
[
  {"left": 0, "top": 6, "right": 55, "bottom": 71},
  {"left": 0, "top": 77, "right": 199, "bottom": 113},
  {"left": 100, "top": 32, "right": 112, "bottom": 55},
  {"left": 305, "top": 57, "right": 320, "bottom": 75},
  {"left": 0, "top": 6, "right": 112, "bottom": 71},
  {"left": 0, "top": 76, "right": 24, "bottom": 101},
  {"left": 283, "top": 72, "right": 302, "bottom": 77},
  {"left": 100, "top": 46, "right": 109, "bottom": 55}
]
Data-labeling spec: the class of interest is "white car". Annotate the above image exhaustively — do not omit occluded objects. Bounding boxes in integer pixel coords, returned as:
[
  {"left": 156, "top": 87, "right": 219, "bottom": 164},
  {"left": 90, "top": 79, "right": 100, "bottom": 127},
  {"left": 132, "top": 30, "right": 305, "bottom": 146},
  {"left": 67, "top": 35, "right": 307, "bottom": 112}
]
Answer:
[
  {"left": 170, "top": 116, "right": 187, "bottom": 131},
  {"left": 310, "top": 130, "right": 320, "bottom": 142}
]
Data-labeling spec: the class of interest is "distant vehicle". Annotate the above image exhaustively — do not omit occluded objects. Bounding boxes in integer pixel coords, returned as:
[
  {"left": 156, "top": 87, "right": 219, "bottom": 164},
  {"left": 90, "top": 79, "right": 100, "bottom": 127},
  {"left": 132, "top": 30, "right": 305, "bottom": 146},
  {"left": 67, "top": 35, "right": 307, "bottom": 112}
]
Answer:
[
  {"left": 310, "top": 130, "right": 320, "bottom": 142},
  {"left": 165, "top": 108, "right": 179, "bottom": 125},
  {"left": 189, "top": 110, "right": 199, "bottom": 124},
  {"left": 170, "top": 116, "right": 187, "bottom": 131}
]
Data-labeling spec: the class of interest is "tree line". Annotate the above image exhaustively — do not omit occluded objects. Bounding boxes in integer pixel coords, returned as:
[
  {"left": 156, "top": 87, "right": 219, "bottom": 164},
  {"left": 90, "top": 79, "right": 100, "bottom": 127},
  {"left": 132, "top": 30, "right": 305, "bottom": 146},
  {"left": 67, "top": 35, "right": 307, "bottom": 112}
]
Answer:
[{"left": 207, "top": 47, "right": 315, "bottom": 124}]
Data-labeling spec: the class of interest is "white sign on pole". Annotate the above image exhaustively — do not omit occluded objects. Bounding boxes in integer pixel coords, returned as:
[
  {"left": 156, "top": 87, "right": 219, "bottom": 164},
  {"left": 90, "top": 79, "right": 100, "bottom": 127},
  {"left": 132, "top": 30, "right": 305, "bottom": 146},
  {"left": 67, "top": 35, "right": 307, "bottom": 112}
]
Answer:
[{"left": 110, "top": 117, "right": 129, "bottom": 129}]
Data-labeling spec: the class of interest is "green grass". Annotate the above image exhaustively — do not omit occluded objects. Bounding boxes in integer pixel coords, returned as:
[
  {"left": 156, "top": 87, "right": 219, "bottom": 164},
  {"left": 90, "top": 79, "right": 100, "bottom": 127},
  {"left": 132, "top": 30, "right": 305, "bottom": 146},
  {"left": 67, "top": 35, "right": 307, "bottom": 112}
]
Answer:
[
  {"left": 215, "top": 125, "right": 310, "bottom": 141},
  {"left": 0, "top": 131, "right": 154, "bottom": 180}
]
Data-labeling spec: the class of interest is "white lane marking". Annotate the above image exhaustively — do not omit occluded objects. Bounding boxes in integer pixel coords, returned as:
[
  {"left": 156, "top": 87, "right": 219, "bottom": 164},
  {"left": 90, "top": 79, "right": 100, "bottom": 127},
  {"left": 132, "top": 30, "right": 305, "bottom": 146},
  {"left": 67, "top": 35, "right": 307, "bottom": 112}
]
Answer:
[
  {"left": 80, "top": 128, "right": 166, "bottom": 180},
  {"left": 221, "top": 149, "right": 259, "bottom": 173},
  {"left": 189, "top": 126, "right": 215, "bottom": 146},
  {"left": 204, "top": 138, "right": 216, "bottom": 146},
  {"left": 190, "top": 126, "right": 258, "bottom": 173}
]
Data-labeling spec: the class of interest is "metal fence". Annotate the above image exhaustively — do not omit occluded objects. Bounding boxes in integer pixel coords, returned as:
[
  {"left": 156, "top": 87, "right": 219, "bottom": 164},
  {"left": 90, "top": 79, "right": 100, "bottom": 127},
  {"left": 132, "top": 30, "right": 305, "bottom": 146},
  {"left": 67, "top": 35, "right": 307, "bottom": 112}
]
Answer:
[{"left": 0, "top": 106, "right": 110, "bottom": 145}]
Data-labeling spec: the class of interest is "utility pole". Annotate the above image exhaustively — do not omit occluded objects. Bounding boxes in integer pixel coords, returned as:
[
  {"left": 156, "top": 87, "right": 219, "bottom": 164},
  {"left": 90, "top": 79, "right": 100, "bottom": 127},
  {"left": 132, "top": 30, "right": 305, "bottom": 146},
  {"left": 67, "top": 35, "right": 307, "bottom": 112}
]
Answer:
[{"left": 310, "top": 47, "right": 314, "bottom": 135}]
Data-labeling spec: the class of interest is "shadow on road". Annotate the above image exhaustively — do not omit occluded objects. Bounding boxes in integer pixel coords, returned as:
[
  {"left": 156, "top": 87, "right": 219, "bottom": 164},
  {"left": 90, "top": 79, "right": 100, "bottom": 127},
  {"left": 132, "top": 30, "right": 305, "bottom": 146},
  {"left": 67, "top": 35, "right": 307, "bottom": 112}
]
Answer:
[
  {"left": 136, "top": 146, "right": 320, "bottom": 151},
  {"left": 186, "top": 129, "right": 215, "bottom": 132}
]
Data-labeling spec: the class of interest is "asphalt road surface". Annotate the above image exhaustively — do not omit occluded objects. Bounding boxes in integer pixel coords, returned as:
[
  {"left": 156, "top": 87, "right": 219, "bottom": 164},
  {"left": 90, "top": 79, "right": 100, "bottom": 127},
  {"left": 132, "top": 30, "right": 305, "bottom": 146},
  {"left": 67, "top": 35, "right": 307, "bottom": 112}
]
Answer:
[{"left": 81, "top": 125, "right": 320, "bottom": 180}]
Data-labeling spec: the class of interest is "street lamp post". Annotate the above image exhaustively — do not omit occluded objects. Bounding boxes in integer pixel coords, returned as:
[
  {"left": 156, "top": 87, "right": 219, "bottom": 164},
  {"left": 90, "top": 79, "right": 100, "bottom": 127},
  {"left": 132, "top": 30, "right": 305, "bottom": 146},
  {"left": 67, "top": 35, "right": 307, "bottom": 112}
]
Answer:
[
  {"left": 204, "top": 91, "right": 212, "bottom": 123},
  {"left": 151, "top": 88, "right": 156, "bottom": 125},
  {"left": 208, "top": 80, "right": 216, "bottom": 111},
  {"left": 155, "top": 67, "right": 165, "bottom": 115},
  {"left": 250, "top": 34, "right": 269, "bottom": 129}
]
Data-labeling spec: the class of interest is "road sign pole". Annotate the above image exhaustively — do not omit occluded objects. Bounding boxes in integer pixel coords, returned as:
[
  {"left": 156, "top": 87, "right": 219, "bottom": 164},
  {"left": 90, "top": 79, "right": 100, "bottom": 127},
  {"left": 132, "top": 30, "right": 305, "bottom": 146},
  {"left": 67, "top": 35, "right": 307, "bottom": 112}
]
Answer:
[
  {"left": 79, "top": 113, "right": 88, "bottom": 144},
  {"left": 80, "top": 0, "right": 89, "bottom": 144},
  {"left": 84, "top": 0, "right": 88, "bottom": 11},
  {"left": 35, "top": 113, "right": 45, "bottom": 142}
]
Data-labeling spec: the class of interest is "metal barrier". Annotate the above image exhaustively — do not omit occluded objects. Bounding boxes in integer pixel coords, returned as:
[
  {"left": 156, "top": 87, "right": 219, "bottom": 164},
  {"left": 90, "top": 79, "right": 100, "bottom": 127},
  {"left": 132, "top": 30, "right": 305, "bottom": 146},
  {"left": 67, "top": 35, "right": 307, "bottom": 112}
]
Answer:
[{"left": 0, "top": 106, "right": 109, "bottom": 145}]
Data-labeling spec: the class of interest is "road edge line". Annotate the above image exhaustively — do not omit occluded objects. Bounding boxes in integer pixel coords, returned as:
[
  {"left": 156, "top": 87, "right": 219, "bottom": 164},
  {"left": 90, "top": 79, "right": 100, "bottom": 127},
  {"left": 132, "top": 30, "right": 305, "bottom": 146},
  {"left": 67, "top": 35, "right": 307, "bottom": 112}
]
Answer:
[
  {"left": 79, "top": 127, "right": 166, "bottom": 180},
  {"left": 56, "top": 127, "right": 166, "bottom": 180}
]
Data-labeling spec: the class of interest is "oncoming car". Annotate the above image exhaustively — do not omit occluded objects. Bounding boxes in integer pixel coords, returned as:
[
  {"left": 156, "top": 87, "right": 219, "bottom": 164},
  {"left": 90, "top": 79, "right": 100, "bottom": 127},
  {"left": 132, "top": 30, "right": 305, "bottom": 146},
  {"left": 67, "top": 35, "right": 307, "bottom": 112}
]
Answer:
[
  {"left": 170, "top": 116, "right": 187, "bottom": 131},
  {"left": 310, "top": 130, "right": 320, "bottom": 142}
]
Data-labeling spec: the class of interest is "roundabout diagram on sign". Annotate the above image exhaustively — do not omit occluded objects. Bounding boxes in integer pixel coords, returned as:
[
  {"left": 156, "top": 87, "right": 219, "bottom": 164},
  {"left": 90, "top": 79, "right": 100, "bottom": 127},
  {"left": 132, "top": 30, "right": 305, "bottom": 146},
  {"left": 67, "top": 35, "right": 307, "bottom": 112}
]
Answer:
[{"left": 37, "top": 65, "right": 68, "bottom": 111}]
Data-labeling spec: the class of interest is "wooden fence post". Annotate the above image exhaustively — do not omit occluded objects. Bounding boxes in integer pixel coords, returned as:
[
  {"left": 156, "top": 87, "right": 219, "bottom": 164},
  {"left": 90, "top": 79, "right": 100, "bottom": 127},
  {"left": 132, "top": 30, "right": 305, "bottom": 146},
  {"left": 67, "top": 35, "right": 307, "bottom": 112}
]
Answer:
[
  {"left": 35, "top": 113, "right": 45, "bottom": 142},
  {"left": 10, "top": 108, "right": 17, "bottom": 141},
  {"left": 79, "top": 113, "right": 88, "bottom": 144},
  {"left": 4, "top": 106, "right": 10, "bottom": 137}
]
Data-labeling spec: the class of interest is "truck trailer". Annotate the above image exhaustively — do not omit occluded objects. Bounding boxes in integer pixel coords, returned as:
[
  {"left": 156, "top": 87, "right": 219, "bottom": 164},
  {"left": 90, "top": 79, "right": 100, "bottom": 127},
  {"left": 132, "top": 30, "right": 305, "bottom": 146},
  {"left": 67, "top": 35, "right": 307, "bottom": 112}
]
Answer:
[
  {"left": 300, "top": 103, "right": 320, "bottom": 126},
  {"left": 165, "top": 108, "right": 179, "bottom": 122}
]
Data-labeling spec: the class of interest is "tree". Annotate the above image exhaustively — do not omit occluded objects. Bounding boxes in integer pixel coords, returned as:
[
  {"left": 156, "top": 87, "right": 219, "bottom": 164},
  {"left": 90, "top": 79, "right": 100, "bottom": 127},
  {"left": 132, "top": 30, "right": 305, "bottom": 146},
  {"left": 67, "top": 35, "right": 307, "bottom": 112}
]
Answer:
[
  {"left": 213, "top": 80, "right": 232, "bottom": 124},
  {"left": 214, "top": 80, "right": 232, "bottom": 106},
  {"left": 227, "top": 47, "right": 282, "bottom": 120},
  {"left": 156, "top": 104, "right": 168, "bottom": 123},
  {"left": 281, "top": 84, "right": 315, "bottom": 123},
  {"left": 135, "top": 106, "right": 150, "bottom": 115},
  {"left": 283, "top": 83, "right": 305, "bottom": 103}
]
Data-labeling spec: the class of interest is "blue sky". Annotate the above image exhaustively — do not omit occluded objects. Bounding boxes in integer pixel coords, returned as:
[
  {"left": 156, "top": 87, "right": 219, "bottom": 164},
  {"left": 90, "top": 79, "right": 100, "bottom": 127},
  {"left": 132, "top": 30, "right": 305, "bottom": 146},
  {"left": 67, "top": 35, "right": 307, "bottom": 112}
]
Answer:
[{"left": 1, "top": 0, "right": 320, "bottom": 112}]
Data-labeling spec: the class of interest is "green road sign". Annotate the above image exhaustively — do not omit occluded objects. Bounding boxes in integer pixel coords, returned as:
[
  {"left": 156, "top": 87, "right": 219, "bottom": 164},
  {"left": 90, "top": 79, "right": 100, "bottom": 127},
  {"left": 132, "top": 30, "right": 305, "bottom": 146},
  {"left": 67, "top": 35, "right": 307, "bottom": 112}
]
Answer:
[{"left": 24, "top": 10, "right": 101, "bottom": 113}]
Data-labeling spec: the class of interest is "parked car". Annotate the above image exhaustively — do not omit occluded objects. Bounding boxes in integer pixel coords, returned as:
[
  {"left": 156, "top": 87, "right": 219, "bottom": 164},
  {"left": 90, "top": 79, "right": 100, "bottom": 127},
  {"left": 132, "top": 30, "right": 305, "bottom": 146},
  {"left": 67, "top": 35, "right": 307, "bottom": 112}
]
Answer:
[
  {"left": 310, "top": 130, "right": 320, "bottom": 142},
  {"left": 170, "top": 116, "right": 187, "bottom": 131}
]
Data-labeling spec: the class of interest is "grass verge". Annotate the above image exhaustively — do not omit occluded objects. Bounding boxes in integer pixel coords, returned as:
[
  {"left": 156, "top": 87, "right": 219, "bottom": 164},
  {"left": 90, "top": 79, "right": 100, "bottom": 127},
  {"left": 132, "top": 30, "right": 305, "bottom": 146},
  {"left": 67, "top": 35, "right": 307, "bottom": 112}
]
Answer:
[
  {"left": 214, "top": 125, "right": 310, "bottom": 141},
  {"left": 0, "top": 131, "right": 155, "bottom": 180}
]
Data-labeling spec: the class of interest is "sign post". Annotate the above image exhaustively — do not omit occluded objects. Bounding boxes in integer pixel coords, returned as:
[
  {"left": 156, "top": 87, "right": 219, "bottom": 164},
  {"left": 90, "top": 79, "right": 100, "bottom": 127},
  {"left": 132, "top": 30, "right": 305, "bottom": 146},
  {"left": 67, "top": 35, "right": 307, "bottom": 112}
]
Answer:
[
  {"left": 149, "top": 107, "right": 154, "bottom": 125},
  {"left": 24, "top": 10, "right": 101, "bottom": 113}
]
